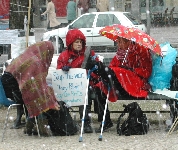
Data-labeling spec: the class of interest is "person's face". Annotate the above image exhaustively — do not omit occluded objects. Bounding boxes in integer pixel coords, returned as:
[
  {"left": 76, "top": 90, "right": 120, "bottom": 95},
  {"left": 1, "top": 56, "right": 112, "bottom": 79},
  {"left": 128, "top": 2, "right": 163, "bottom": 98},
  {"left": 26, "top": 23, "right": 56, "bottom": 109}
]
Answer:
[
  {"left": 117, "top": 38, "right": 131, "bottom": 50},
  {"left": 72, "top": 39, "right": 83, "bottom": 51}
]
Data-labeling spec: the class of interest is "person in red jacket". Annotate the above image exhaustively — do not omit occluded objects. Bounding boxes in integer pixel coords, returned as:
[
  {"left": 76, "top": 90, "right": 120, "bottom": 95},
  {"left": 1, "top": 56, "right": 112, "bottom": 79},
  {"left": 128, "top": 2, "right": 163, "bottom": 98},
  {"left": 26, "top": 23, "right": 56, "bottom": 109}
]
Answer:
[
  {"left": 87, "top": 37, "right": 152, "bottom": 132},
  {"left": 57, "top": 29, "right": 99, "bottom": 133}
]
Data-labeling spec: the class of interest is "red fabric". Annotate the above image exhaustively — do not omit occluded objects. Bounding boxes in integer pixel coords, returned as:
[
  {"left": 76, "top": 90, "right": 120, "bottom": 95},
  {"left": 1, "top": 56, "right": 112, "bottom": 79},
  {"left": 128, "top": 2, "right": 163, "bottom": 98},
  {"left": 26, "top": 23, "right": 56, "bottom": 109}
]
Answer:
[
  {"left": 95, "top": 44, "right": 152, "bottom": 102},
  {"left": 53, "top": 0, "right": 68, "bottom": 17},
  {"left": 0, "top": 0, "right": 9, "bottom": 19},
  {"left": 5, "top": 41, "right": 59, "bottom": 118}
]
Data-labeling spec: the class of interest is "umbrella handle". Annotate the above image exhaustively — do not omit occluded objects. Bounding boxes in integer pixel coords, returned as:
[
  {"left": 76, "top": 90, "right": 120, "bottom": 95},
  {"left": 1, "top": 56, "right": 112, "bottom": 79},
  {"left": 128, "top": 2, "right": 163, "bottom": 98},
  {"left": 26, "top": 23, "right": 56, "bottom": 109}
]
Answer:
[{"left": 121, "top": 49, "right": 129, "bottom": 66}]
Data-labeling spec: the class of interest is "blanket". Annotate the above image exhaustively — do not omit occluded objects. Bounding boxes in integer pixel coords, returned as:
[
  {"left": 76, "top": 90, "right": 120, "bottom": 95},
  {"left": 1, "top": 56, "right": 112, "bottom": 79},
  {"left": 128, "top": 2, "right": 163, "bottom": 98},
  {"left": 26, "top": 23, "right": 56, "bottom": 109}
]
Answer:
[{"left": 5, "top": 41, "right": 59, "bottom": 117}]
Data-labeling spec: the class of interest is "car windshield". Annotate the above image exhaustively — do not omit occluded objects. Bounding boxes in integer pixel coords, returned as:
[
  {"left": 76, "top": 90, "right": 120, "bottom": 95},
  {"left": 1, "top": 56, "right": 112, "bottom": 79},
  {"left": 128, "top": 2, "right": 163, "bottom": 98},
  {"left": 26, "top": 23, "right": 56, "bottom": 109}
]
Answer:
[
  {"left": 123, "top": 13, "right": 141, "bottom": 25},
  {"left": 96, "top": 14, "right": 121, "bottom": 27},
  {"left": 70, "top": 14, "right": 95, "bottom": 28}
]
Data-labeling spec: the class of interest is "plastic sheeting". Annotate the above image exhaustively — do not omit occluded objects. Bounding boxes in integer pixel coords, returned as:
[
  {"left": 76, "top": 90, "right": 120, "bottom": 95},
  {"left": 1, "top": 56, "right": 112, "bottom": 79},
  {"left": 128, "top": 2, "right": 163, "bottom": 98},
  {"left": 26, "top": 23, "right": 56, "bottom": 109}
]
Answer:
[
  {"left": 11, "top": 36, "right": 36, "bottom": 59},
  {"left": 149, "top": 42, "right": 177, "bottom": 91}
]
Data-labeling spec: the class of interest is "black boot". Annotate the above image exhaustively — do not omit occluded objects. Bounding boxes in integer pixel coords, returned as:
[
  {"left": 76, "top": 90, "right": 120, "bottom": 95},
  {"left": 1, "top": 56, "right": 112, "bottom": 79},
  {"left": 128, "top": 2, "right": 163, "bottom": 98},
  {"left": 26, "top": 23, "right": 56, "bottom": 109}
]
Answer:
[
  {"left": 84, "top": 121, "right": 93, "bottom": 133},
  {"left": 79, "top": 105, "right": 93, "bottom": 133},
  {"left": 12, "top": 105, "right": 26, "bottom": 129},
  {"left": 24, "top": 118, "right": 35, "bottom": 136},
  {"left": 95, "top": 110, "right": 113, "bottom": 133}
]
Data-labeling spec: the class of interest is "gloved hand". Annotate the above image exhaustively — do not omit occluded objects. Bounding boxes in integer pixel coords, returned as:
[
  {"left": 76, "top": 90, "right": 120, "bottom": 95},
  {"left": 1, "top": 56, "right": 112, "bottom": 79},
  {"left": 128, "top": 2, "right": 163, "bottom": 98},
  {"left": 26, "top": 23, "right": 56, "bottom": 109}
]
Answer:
[
  {"left": 62, "top": 66, "right": 71, "bottom": 71},
  {"left": 85, "top": 59, "right": 98, "bottom": 70}
]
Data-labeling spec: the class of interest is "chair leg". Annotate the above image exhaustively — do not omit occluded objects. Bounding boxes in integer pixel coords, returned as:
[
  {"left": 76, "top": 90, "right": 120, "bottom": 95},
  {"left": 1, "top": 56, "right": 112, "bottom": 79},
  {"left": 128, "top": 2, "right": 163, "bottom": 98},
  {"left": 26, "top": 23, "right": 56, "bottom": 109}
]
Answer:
[
  {"left": 1, "top": 104, "right": 21, "bottom": 142},
  {"left": 167, "top": 117, "right": 178, "bottom": 135}
]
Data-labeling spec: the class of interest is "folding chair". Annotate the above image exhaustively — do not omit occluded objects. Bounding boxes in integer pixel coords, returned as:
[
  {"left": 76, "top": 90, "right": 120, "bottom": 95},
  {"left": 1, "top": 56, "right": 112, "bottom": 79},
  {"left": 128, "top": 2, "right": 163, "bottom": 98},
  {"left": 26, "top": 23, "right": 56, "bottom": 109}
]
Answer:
[
  {"left": 0, "top": 81, "right": 40, "bottom": 142},
  {"left": 1, "top": 103, "right": 40, "bottom": 142},
  {"left": 1, "top": 104, "right": 23, "bottom": 142}
]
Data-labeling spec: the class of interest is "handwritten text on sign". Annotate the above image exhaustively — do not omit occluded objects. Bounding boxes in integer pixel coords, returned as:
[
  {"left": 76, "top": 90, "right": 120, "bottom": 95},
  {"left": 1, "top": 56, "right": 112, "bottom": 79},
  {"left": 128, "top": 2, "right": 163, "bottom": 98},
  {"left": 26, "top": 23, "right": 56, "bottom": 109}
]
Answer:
[{"left": 52, "top": 68, "right": 87, "bottom": 106}]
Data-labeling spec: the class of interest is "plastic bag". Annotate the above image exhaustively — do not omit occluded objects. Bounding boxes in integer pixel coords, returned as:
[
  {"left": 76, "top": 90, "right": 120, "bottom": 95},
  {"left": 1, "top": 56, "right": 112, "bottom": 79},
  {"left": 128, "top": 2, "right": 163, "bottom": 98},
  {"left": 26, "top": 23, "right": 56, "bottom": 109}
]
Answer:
[{"left": 149, "top": 42, "right": 177, "bottom": 91}]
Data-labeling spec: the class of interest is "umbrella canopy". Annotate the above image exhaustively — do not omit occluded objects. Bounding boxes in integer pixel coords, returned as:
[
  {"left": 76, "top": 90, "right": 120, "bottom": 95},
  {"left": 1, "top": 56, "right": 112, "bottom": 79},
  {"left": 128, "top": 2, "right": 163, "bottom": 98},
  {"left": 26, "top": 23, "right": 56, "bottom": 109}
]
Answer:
[{"left": 99, "top": 24, "right": 162, "bottom": 56}]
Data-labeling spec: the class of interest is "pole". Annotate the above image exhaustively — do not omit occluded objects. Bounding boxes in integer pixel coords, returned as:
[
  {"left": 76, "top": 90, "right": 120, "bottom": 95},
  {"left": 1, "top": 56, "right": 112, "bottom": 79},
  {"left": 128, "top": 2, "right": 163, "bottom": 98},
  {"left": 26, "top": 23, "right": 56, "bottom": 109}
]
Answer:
[
  {"left": 26, "top": 0, "right": 31, "bottom": 48},
  {"left": 146, "top": 0, "right": 151, "bottom": 35}
]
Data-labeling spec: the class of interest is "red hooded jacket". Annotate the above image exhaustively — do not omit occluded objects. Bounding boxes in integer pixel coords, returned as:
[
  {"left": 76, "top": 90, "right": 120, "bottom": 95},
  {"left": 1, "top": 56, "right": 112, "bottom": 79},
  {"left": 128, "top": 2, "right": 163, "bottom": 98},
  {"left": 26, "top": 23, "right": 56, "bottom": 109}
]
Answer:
[
  {"left": 57, "top": 29, "right": 98, "bottom": 69},
  {"left": 96, "top": 44, "right": 152, "bottom": 102},
  {"left": 57, "top": 29, "right": 99, "bottom": 86},
  {"left": 57, "top": 29, "right": 85, "bottom": 69}
]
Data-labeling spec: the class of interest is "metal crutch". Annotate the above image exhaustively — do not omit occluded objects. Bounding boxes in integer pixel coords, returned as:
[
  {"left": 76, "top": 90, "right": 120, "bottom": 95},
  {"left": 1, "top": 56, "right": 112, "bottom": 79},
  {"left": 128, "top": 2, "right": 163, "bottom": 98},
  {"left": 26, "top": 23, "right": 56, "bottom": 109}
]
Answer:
[
  {"left": 79, "top": 67, "right": 96, "bottom": 142},
  {"left": 98, "top": 86, "right": 110, "bottom": 141}
]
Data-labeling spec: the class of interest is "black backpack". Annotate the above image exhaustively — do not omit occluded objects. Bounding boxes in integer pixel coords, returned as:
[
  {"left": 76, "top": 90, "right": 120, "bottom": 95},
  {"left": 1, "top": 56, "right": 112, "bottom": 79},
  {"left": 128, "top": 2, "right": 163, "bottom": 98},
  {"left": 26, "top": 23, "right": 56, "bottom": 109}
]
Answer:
[
  {"left": 117, "top": 102, "right": 149, "bottom": 136},
  {"left": 46, "top": 101, "right": 79, "bottom": 136}
]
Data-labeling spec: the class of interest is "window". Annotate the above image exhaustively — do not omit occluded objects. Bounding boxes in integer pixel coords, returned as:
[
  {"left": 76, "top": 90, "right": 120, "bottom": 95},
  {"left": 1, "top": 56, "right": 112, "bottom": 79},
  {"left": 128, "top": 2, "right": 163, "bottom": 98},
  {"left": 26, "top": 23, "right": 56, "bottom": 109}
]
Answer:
[
  {"left": 152, "top": 0, "right": 164, "bottom": 7},
  {"left": 124, "top": 13, "right": 141, "bottom": 25},
  {"left": 71, "top": 14, "right": 95, "bottom": 28},
  {"left": 96, "top": 14, "right": 121, "bottom": 27}
]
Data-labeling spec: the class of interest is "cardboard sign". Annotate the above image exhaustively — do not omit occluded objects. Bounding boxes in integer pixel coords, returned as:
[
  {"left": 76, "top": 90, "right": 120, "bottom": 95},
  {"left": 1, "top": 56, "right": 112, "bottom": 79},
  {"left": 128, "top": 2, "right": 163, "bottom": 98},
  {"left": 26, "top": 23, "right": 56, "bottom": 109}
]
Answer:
[{"left": 52, "top": 68, "right": 88, "bottom": 106}]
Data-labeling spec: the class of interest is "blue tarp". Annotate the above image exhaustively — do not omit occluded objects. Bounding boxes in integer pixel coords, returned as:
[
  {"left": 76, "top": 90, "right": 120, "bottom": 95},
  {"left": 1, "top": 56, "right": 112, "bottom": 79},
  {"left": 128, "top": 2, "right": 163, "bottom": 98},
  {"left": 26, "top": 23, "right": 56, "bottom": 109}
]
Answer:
[{"left": 149, "top": 42, "right": 177, "bottom": 91}]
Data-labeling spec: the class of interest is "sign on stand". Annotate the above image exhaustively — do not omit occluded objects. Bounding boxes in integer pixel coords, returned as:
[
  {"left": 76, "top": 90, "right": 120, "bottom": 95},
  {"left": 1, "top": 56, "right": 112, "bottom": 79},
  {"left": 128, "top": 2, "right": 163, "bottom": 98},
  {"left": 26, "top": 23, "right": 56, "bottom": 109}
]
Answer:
[
  {"left": 0, "top": 30, "right": 18, "bottom": 44},
  {"left": 52, "top": 68, "right": 88, "bottom": 106},
  {"left": 0, "top": 30, "right": 36, "bottom": 59}
]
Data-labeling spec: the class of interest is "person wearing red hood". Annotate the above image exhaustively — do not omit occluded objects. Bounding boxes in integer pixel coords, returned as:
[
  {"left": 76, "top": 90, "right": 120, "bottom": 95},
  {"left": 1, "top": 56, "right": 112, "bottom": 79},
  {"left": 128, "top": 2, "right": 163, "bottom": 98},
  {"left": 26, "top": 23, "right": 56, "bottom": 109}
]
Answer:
[
  {"left": 86, "top": 37, "right": 152, "bottom": 132},
  {"left": 57, "top": 29, "right": 99, "bottom": 133}
]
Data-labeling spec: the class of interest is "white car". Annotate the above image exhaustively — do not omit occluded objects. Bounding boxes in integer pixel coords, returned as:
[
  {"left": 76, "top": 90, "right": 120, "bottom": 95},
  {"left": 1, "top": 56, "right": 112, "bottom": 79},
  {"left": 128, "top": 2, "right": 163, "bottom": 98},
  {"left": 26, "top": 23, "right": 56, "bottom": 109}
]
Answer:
[{"left": 42, "top": 11, "right": 147, "bottom": 53}]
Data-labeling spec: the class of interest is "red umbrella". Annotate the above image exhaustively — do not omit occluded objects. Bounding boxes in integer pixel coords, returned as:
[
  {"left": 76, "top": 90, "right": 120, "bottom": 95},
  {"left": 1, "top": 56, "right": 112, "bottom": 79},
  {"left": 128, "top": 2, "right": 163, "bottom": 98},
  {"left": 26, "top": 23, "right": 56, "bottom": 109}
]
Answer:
[{"left": 99, "top": 24, "right": 163, "bottom": 56}]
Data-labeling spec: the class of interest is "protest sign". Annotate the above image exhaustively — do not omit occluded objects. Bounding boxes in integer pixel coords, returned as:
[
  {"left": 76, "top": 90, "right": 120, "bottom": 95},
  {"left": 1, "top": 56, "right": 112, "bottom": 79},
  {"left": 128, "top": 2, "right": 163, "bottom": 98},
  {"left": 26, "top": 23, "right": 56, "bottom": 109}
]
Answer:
[{"left": 52, "top": 68, "right": 88, "bottom": 106}]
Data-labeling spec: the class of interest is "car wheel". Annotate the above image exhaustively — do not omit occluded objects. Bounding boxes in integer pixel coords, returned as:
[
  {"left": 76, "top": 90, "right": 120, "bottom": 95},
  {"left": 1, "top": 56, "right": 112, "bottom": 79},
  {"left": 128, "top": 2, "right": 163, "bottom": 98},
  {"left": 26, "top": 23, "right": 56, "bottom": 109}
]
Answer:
[{"left": 49, "top": 36, "right": 64, "bottom": 54}]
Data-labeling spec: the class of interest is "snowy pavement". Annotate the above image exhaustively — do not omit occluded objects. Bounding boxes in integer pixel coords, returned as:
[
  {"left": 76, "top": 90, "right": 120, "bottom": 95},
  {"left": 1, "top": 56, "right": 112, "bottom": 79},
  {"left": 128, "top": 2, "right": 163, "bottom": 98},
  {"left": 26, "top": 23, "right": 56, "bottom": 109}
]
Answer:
[{"left": 0, "top": 103, "right": 178, "bottom": 150}]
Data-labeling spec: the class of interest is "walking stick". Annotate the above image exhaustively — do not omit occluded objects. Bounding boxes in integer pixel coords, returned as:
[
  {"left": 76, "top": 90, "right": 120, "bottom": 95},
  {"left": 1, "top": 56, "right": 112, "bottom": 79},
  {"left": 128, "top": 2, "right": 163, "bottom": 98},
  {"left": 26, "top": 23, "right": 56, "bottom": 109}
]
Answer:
[
  {"left": 79, "top": 68, "right": 96, "bottom": 142},
  {"left": 98, "top": 86, "right": 110, "bottom": 141},
  {"left": 79, "top": 46, "right": 94, "bottom": 142},
  {"left": 98, "top": 71, "right": 115, "bottom": 141}
]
